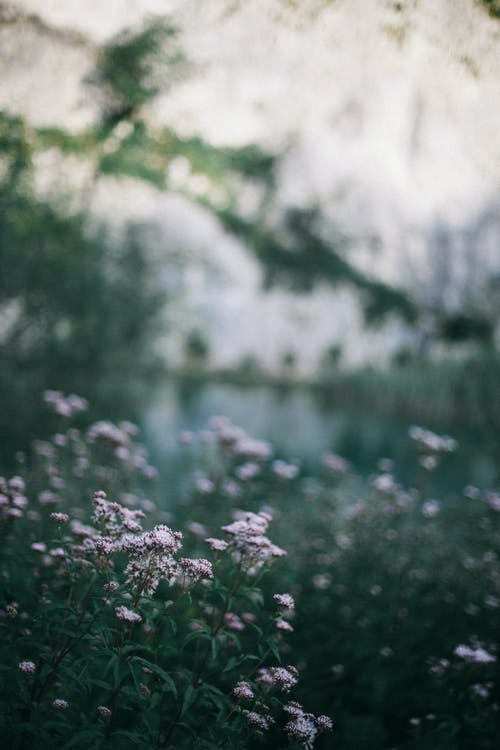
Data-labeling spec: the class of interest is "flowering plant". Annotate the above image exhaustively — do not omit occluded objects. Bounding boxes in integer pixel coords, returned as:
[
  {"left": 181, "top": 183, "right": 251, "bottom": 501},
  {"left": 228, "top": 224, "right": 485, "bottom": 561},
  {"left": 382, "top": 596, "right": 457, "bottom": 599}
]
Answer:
[{"left": 0, "top": 395, "right": 332, "bottom": 750}]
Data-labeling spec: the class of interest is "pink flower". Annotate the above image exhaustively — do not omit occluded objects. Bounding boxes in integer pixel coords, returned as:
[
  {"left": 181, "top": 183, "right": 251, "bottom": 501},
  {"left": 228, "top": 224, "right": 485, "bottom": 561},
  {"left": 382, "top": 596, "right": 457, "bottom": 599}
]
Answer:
[
  {"left": 316, "top": 715, "right": 333, "bottom": 730},
  {"left": 221, "top": 511, "right": 286, "bottom": 570},
  {"left": 52, "top": 699, "right": 69, "bottom": 710},
  {"left": 272, "top": 460, "right": 299, "bottom": 480},
  {"left": 50, "top": 512, "right": 69, "bottom": 523},
  {"left": 232, "top": 681, "right": 254, "bottom": 700},
  {"left": 243, "top": 711, "right": 272, "bottom": 731},
  {"left": 224, "top": 612, "right": 245, "bottom": 631},
  {"left": 178, "top": 557, "right": 213, "bottom": 582},
  {"left": 454, "top": 644, "right": 496, "bottom": 664},
  {"left": 322, "top": 453, "right": 350, "bottom": 475},
  {"left": 205, "top": 537, "right": 228, "bottom": 552},
  {"left": 115, "top": 606, "right": 142, "bottom": 624},
  {"left": 285, "top": 715, "right": 317, "bottom": 747},
  {"left": 31, "top": 542, "right": 47, "bottom": 553},
  {"left": 49, "top": 547, "right": 65, "bottom": 558},
  {"left": 18, "top": 661, "right": 36, "bottom": 674},
  {"left": 273, "top": 593, "right": 295, "bottom": 609},
  {"left": 270, "top": 666, "right": 298, "bottom": 692},
  {"left": 276, "top": 619, "right": 294, "bottom": 633}
]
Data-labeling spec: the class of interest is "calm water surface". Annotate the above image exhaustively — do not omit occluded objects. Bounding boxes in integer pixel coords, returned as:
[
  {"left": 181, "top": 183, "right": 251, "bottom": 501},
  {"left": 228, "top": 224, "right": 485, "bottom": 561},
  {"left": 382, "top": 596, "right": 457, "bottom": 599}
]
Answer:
[{"left": 140, "top": 380, "right": 499, "bottom": 505}]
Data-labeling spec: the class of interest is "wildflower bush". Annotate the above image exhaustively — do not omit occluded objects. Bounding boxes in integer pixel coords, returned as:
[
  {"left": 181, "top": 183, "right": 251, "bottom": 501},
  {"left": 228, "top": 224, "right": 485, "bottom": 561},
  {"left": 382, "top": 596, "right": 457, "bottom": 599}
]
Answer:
[
  {"left": 1, "top": 392, "right": 500, "bottom": 749},
  {"left": 171, "top": 419, "right": 500, "bottom": 749},
  {"left": 0, "top": 393, "right": 331, "bottom": 750}
]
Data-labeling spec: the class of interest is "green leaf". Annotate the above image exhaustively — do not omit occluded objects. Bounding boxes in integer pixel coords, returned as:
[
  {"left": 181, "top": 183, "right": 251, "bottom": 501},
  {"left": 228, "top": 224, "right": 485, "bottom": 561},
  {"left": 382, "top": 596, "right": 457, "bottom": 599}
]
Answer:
[
  {"left": 91, "top": 678, "right": 112, "bottom": 689},
  {"left": 182, "top": 630, "right": 210, "bottom": 647},
  {"left": 211, "top": 637, "right": 219, "bottom": 662},
  {"left": 132, "top": 658, "right": 177, "bottom": 697},
  {"left": 267, "top": 637, "right": 281, "bottom": 662},
  {"left": 150, "top": 691, "right": 162, "bottom": 709},
  {"left": 181, "top": 684, "right": 196, "bottom": 717},
  {"left": 222, "top": 656, "right": 238, "bottom": 674}
]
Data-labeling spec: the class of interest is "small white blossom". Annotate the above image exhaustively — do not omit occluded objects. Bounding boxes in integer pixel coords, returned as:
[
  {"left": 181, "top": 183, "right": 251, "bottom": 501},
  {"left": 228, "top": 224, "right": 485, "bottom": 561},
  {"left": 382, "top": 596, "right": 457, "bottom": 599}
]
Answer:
[
  {"left": 274, "top": 593, "right": 295, "bottom": 609},
  {"left": 276, "top": 618, "right": 294, "bottom": 633},
  {"left": 115, "top": 606, "right": 142, "bottom": 624},
  {"left": 232, "top": 681, "right": 254, "bottom": 700},
  {"left": 205, "top": 537, "right": 229, "bottom": 552},
  {"left": 454, "top": 644, "right": 496, "bottom": 664},
  {"left": 52, "top": 699, "right": 69, "bottom": 710},
  {"left": 243, "top": 711, "right": 272, "bottom": 732},
  {"left": 18, "top": 661, "right": 36, "bottom": 674},
  {"left": 50, "top": 512, "right": 69, "bottom": 523},
  {"left": 221, "top": 511, "right": 286, "bottom": 571}
]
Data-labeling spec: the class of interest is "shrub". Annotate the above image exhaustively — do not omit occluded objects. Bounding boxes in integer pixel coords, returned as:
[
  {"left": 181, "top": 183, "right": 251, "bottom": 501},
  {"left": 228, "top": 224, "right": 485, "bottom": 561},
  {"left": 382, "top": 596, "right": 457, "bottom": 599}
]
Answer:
[{"left": 0, "top": 394, "right": 332, "bottom": 750}]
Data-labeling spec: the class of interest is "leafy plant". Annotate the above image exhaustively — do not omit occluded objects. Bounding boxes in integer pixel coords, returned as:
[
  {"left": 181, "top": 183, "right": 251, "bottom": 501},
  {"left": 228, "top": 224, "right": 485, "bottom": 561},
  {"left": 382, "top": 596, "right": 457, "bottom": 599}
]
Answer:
[{"left": 0, "top": 395, "right": 332, "bottom": 750}]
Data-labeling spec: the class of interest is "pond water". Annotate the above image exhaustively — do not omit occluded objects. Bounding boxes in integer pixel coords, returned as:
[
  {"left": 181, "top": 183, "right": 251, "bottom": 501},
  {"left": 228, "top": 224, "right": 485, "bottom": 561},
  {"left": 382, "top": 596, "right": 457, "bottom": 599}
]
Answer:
[{"left": 140, "top": 380, "right": 499, "bottom": 504}]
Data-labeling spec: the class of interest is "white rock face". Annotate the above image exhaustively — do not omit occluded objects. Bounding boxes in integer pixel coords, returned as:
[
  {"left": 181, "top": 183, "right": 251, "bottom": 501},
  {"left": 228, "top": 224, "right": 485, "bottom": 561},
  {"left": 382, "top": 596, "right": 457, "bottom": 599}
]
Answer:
[{"left": 2, "top": 0, "right": 500, "bottom": 372}]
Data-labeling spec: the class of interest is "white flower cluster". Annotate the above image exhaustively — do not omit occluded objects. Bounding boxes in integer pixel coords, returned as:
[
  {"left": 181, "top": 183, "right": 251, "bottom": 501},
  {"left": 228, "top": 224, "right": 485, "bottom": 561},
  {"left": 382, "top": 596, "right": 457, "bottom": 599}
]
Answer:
[
  {"left": 257, "top": 666, "right": 298, "bottom": 692},
  {"left": 0, "top": 475, "right": 28, "bottom": 521},
  {"left": 205, "top": 537, "right": 228, "bottom": 552},
  {"left": 115, "top": 605, "right": 142, "bottom": 624},
  {"left": 273, "top": 593, "right": 295, "bottom": 609},
  {"left": 119, "top": 525, "right": 184, "bottom": 596},
  {"left": 52, "top": 698, "right": 69, "bottom": 710},
  {"left": 84, "top": 492, "right": 212, "bottom": 598},
  {"left": 221, "top": 511, "right": 287, "bottom": 571},
  {"left": 86, "top": 422, "right": 157, "bottom": 478},
  {"left": 18, "top": 660, "right": 36, "bottom": 674},
  {"left": 87, "top": 421, "right": 131, "bottom": 446},
  {"left": 50, "top": 512, "right": 69, "bottom": 524},
  {"left": 486, "top": 491, "right": 500, "bottom": 512},
  {"left": 178, "top": 557, "right": 213, "bottom": 583},
  {"left": 209, "top": 416, "right": 272, "bottom": 461},
  {"left": 322, "top": 453, "right": 350, "bottom": 476},
  {"left": 454, "top": 644, "right": 496, "bottom": 664},
  {"left": 409, "top": 426, "right": 457, "bottom": 472},
  {"left": 243, "top": 710, "right": 274, "bottom": 732},
  {"left": 284, "top": 702, "right": 333, "bottom": 749},
  {"left": 409, "top": 426, "right": 457, "bottom": 454},
  {"left": 285, "top": 714, "right": 317, "bottom": 749},
  {"left": 272, "top": 460, "right": 299, "bottom": 480},
  {"left": 232, "top": 681, "right": 254, "bottom": 700},
  {"left": 92, "top": 491, "right": 145, "bottom": 537},
  {"left": 43, "top": 390, "right": 88, "bottom": 418}
]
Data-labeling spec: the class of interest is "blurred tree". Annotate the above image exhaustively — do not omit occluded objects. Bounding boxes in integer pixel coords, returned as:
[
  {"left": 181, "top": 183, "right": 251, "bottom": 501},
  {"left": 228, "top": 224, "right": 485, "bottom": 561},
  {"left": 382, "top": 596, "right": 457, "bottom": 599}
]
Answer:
[
  {"left": 0, "top": 113, "right": 165, "bottom": 465},
  {"left": 320, "top": 343, "right": 343, "bottom": 375},
  {"left": 212, "top": 204, "right": 417, "bottom": 325},
  {"left": 391, "top": 346, "right": 415, "bottom": 367},
  {"left": 183, "top": 329, "right": 210, "bottom": 368},
  {"left": 237, "top": 354, "right": 262, "bottom": 377},
  {"left": 88, "top": 18, "right": 183, "bottom": 125},
  {"left": 15, "top": 12, "right": 419, "bottom": 335},
  {"left": 438, "top": 312, "right": 494, "bottom": 347},
  {"left": 281, "top": 350, "right": 298, "bottom": 374},
  {"left": 481, "top": 0, "right": 500, "bottom": 19}
]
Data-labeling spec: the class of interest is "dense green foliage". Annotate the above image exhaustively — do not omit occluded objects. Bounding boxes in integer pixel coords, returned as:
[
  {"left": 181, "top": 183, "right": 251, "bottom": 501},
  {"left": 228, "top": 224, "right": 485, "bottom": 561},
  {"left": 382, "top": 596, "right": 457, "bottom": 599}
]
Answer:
[
  {"left": 480, "top": 0, "right": 500, "bottom": 19},
  {"left": 89, "top": 18, "right": 182, "bottom": 124},
  {"left": 321, "top": 355, "right": 500, "bottom": 430},
  {"left": 212, "top": 205, "right": 417, "bottom": 325},
  {"left": 0, "top": 399, "right": 332, "bottom": 750},
  {"left": 0, "top": 113, "right": 165, "bottom": 465},
  {"left": 2, "top": 400, "right": 500, "bottom": 749},
  {"left": 162, "top": 417, "right": 500, "bottom": 750}
]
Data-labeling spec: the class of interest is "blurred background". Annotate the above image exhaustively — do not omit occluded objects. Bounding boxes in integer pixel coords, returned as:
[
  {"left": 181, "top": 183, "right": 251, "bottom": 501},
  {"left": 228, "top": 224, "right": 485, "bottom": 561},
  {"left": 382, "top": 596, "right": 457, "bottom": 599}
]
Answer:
[{"left": 1, "top": 0, "right": 499, "bottom": 486}]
